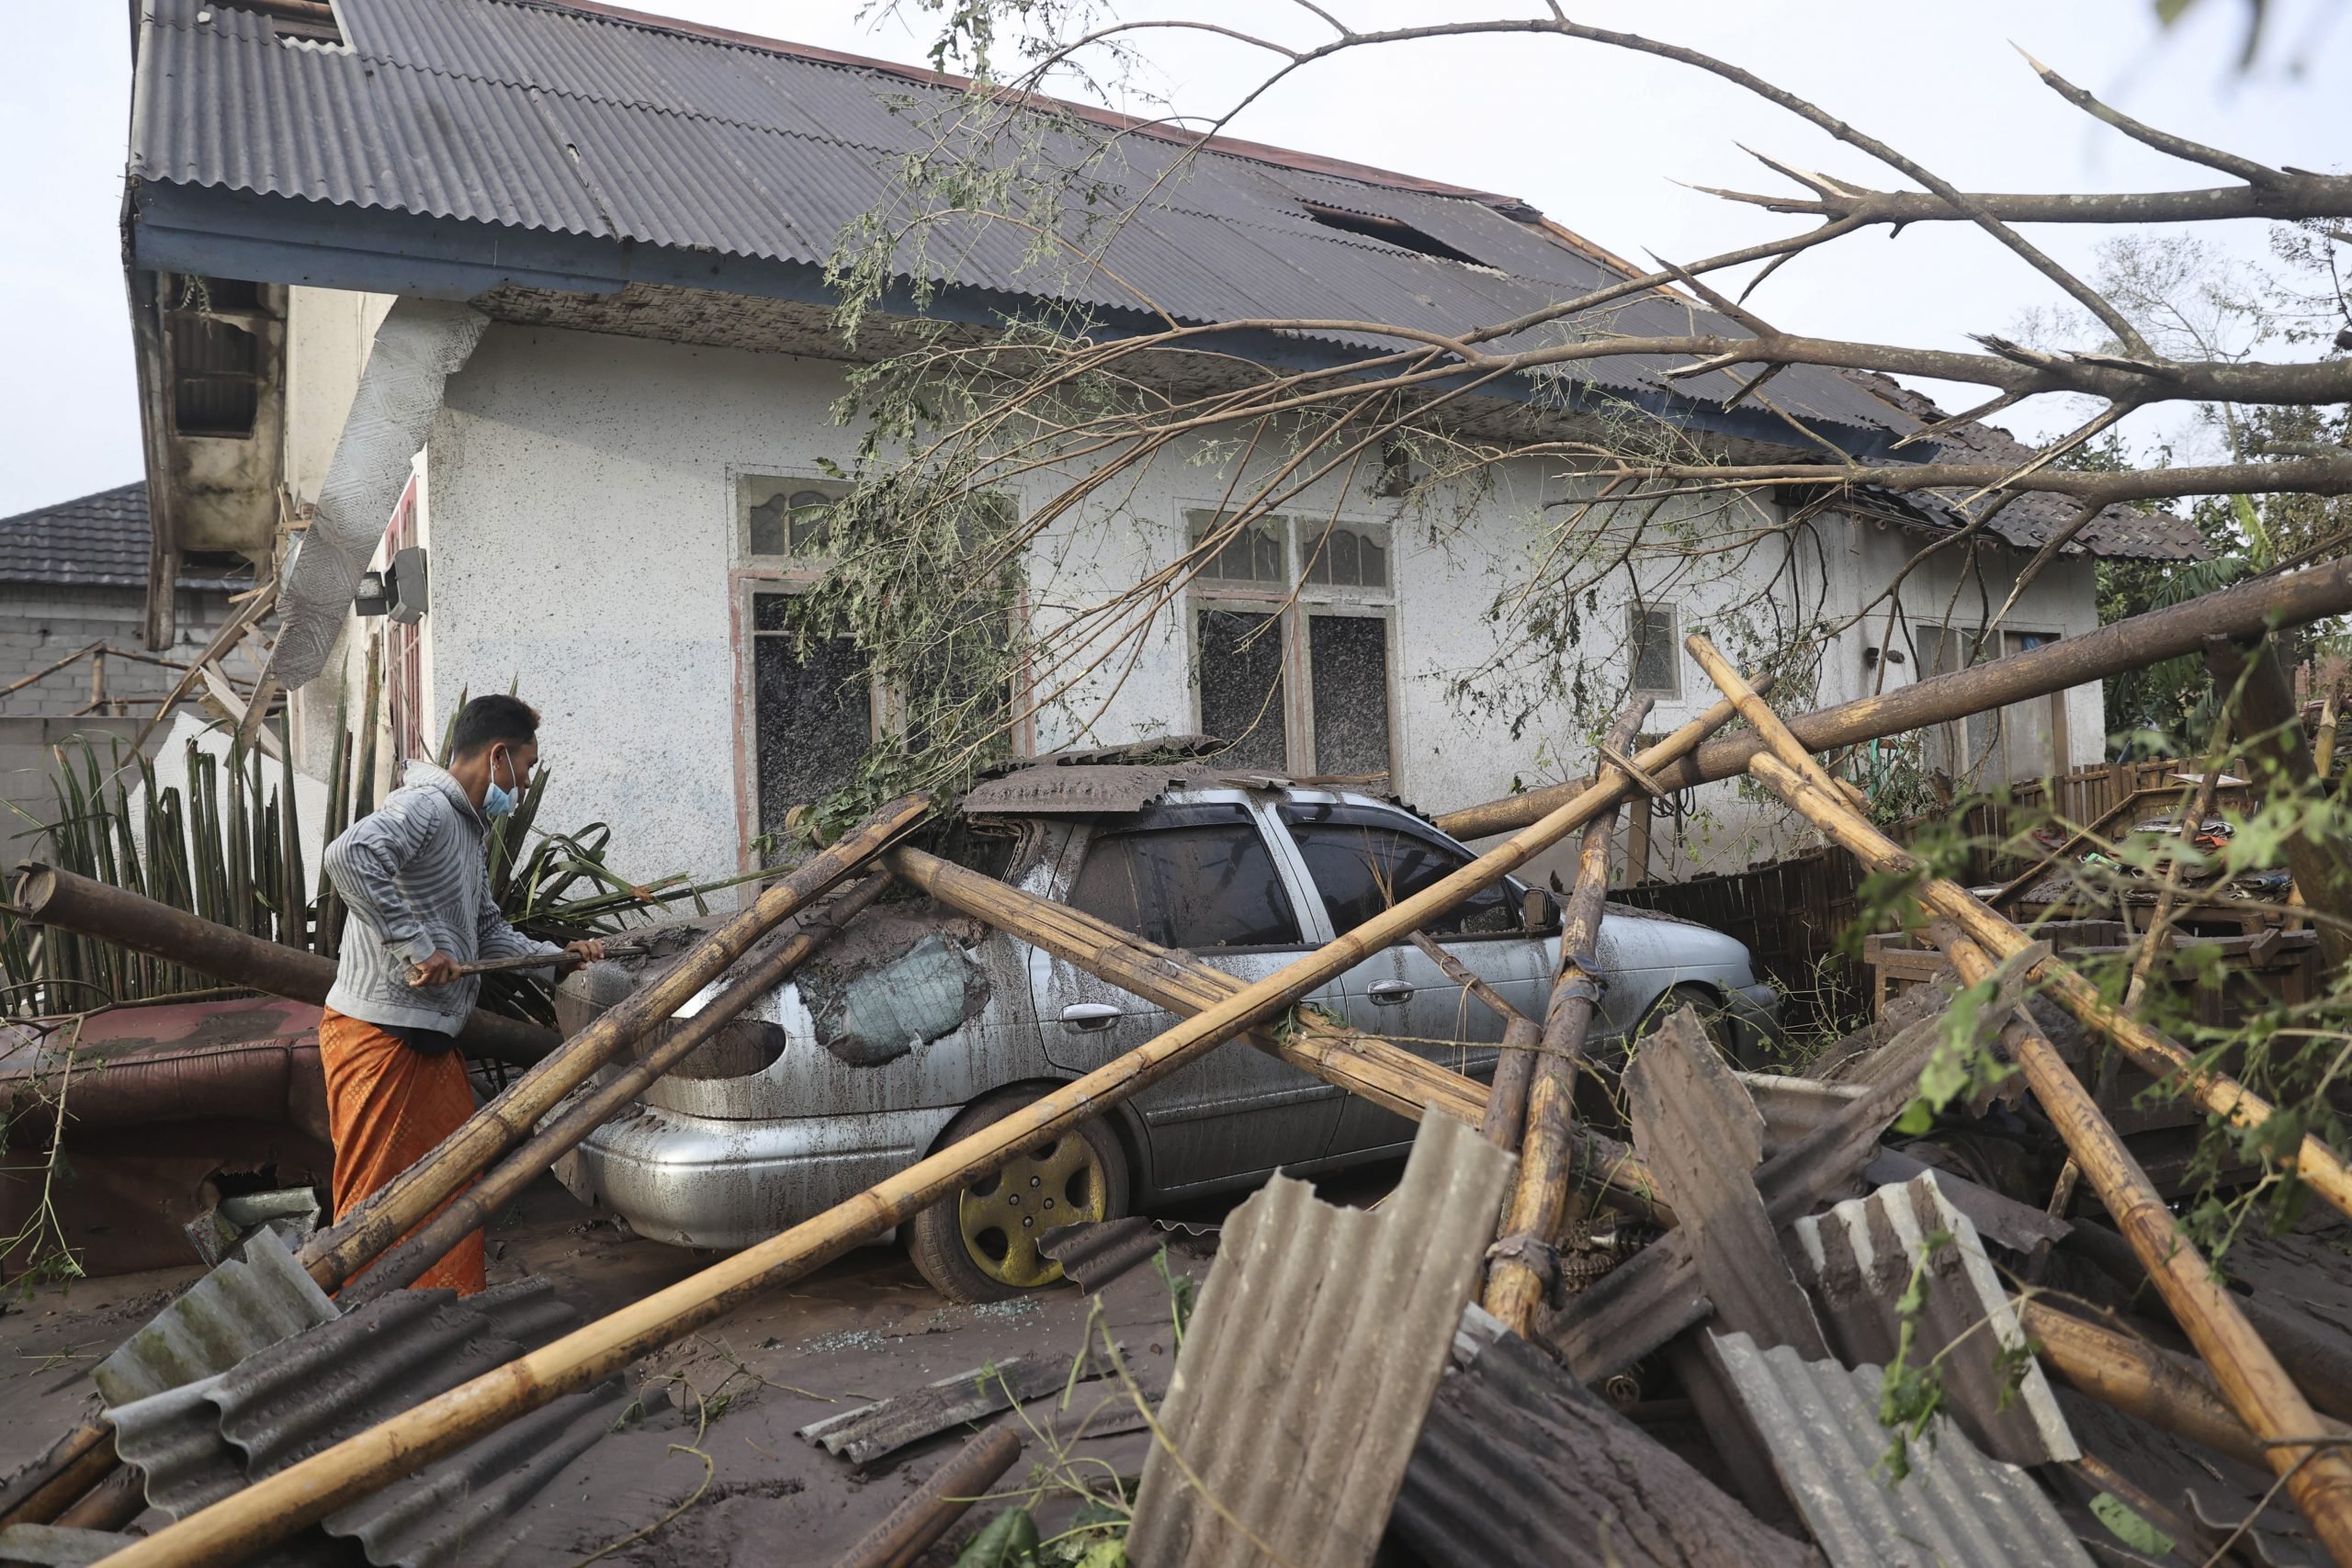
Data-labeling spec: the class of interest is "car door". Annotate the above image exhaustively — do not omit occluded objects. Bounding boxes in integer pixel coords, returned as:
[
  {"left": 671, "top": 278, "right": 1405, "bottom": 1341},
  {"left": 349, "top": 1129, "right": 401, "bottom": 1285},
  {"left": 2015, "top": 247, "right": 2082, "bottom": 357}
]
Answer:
[
  {"left": 1272, "top": 797, "right": 1558, "bottom": 1157},
  {"left": 1030, "top": 794, "right": 1344, "bottom": 1197}
]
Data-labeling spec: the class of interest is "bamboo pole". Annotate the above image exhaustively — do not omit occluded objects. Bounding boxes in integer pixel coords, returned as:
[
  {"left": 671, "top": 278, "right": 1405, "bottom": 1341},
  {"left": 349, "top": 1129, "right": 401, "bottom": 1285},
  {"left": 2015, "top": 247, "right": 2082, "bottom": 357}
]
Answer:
[
  {"left": 1752, "top": 753, "right": 2352, "bottom": 1225},
  {"left": 300, "top": 795, "right": 930, "bottom": 1291},
  {"left": 2019, "top": 1300, "right": 2352, "bottom": 1472},
  {"left": 1679, "top": 637, "right": 2352, "bottom": 1227},
  {"left": 1485, "top": 702, "right": 1652, "bottom": 1335},
  {"left": 93, "top": 697, "right": 1756, "bottom": 1568},
  {"left": 881, "top": 845, "right": 1657, "bottom": 1204},
  {"left": 1940, "top": 931, "right": 2352, "bottom": 1563},
  {"left": 833, "top": 1427, "right": 1023, "bottom": 1568},
  {"left": 1437, "top": 558, "right": 2352, "bottom": 840},
  {"left": 338, "top": 873, "right": 894, "bottom": 1306}
]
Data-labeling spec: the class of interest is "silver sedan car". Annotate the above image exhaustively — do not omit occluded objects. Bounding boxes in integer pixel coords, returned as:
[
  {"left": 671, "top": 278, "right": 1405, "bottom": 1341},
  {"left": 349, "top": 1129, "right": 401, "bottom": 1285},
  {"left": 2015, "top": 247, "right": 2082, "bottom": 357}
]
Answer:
[{"left": 553, "top": 778, "right": 1778, "bottom": 1300}]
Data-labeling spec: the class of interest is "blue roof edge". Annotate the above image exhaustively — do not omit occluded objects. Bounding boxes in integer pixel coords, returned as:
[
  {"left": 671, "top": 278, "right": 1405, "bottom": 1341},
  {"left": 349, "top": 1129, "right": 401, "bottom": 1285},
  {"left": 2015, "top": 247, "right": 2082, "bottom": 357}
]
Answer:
[{"left": 130, "top": 180, "right": 1915, "bottom": 464}]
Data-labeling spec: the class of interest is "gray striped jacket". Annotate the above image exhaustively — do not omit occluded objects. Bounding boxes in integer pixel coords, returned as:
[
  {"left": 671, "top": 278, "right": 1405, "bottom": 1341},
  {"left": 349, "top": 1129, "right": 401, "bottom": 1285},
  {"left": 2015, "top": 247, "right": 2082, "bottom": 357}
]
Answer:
[{"left": 322, "top": 760, "right": 560, "bottom": 1033}]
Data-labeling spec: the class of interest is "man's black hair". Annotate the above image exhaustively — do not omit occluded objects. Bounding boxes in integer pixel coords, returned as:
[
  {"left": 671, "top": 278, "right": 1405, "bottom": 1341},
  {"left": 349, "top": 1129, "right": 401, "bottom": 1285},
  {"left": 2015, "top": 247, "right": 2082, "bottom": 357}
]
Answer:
[{"left": 449, "top": 694, "right": 539, "bottom": 758}]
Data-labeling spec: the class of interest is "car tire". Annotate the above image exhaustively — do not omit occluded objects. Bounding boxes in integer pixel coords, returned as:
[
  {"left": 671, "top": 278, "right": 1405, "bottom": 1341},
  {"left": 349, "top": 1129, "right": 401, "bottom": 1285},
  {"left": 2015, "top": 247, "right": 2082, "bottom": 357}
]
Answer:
[
  {"left": 908, "top": 1088, "right": 1132, "bottom": 1303},
  {"left": 1634, "top": 984, "right": 1743, "bottom": 1066}
]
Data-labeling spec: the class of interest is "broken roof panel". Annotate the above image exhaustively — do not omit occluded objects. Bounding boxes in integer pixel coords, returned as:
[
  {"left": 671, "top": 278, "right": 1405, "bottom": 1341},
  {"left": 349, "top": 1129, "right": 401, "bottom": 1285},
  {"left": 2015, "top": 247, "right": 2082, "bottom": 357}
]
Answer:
[
  {"left": 1391, "top": 1306, "right": 1817, "bottom": 1568},
  {"left": 1709, "top": 1331, "right": 2095, "bottom": 1568},
  {"left": 1127, "top": 1112, "right": 1515, "bottom": 1568},
  {"left": 128, "top": 0, "right": 1916, "bottom": 446}
]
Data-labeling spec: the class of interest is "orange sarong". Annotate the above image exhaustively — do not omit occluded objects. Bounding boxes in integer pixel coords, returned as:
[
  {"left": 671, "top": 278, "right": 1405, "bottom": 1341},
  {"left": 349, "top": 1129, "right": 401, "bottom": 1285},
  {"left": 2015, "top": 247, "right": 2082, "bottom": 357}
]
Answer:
[{"left": 317, "top": 1008, "right": 486, "bottom": 1295}]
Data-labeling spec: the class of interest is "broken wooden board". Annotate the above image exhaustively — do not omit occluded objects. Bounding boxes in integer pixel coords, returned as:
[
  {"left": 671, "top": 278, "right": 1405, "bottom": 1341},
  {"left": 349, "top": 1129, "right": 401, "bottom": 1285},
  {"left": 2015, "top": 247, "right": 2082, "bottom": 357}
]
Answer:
[{"left": 1626, "top": 1008, "right": 1827, "bottom": 1358}]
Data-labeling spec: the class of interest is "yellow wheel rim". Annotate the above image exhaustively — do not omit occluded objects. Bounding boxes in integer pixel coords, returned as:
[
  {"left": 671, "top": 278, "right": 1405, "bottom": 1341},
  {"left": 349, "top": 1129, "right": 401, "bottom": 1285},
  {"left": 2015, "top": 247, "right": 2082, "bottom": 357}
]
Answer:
[{"left": 957, "top": 1134, "right": 1110, "bottom": 1289}]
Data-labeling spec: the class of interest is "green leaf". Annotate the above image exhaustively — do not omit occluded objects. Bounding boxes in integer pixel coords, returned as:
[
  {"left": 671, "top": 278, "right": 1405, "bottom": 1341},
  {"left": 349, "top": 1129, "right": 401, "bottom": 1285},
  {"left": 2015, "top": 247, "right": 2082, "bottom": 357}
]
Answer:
[
  {"left": 956, "top": 1508, "right": 1042, "bottom": 1568},
  {"left": 2090, "top": 1491, "right": 2175, "bottom": 1555}
]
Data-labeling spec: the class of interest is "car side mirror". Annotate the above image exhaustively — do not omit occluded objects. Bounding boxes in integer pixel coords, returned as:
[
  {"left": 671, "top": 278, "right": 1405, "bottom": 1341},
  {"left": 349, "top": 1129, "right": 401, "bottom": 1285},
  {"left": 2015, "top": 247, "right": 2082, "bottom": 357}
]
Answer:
[{"left": 1521, "top": 887, "right": 1557, "bottom": 935}]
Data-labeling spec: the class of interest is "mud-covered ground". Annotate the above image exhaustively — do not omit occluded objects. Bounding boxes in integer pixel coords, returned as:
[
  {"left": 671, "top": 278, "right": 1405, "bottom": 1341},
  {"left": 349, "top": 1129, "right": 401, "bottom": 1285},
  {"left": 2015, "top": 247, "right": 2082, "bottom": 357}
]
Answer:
[{"left": 0, "top": 1174, "right": 1235, "bottom": 1565}]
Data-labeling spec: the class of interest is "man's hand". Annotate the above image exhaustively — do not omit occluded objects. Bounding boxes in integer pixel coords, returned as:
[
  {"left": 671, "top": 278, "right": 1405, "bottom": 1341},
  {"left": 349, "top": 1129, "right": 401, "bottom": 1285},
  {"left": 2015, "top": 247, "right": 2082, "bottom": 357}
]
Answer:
[
  {"left": 407, "top": 951, "right": 466, "bottom": 987},
  {"left": 565, "top": 938, "right": 608, "bottom": 964}
]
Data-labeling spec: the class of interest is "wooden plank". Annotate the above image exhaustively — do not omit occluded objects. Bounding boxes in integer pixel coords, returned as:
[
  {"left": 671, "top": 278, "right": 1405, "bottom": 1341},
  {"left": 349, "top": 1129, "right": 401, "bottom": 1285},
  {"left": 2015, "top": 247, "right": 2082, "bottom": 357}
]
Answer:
[{"left": 1623, "top": 1010, "right": 1827, "bottom": 1357}]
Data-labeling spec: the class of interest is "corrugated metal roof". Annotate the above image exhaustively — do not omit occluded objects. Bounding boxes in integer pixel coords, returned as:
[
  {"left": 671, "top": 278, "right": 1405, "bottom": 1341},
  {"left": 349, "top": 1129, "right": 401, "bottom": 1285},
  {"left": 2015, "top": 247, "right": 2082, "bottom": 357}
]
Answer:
[
  {"left": 1391, "top": 1305, "right": 1818, "bottom": 1568},
  {"left": 1791, "top": 1172, "right": 2077, "bottom": 1468},
  {"left": 129, "top": 0, "right": 1917, "bottom": 442},
  {"left": 0, "top": 483, "right": 251, "bottom": 591},
  {"left": 107, "top": 1277, "right": 624, "bottom": 1568},
  {"left": 1708, "top": 1331, "right": 2095, "bottom": 1568},
  {"left": 1832, "top": 372, "right": 2205, "bottom": 561},
  {"left": 1127, "top": 1111, "right": 1514, "bottom": 1568}
]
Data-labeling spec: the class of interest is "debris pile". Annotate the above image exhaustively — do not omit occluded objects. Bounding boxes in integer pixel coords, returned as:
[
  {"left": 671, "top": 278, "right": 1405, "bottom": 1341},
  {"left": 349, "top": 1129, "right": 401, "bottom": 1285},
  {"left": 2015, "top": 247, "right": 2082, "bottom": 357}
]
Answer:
[{"left": 6, "top": 575, "right": 2352, "bottom": 1567}]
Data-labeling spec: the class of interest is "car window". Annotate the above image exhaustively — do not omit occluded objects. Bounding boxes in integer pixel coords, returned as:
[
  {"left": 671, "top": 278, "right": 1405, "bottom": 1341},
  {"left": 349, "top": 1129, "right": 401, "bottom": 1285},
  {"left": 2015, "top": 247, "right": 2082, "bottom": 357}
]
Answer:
[
  {"left": 1281, "top": 808, "right": 1518, "bottom": 937},
  {"left": 1069, "top": 822, "right": 1303, "bottom": 950}
]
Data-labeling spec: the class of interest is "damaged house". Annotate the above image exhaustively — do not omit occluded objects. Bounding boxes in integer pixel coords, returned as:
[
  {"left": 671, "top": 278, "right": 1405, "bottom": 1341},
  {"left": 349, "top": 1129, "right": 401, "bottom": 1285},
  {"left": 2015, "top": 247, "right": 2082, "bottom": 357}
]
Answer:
[{"left": 119, "top": 0, "right": 2202, "bottom": 885}]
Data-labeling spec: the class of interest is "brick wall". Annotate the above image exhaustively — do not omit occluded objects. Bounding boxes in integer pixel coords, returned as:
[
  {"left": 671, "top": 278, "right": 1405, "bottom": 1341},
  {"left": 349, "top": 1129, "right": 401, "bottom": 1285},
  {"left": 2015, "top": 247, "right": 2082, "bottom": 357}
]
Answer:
[{"left": 0, "top": 584, "right": 243, "bottom": 717}]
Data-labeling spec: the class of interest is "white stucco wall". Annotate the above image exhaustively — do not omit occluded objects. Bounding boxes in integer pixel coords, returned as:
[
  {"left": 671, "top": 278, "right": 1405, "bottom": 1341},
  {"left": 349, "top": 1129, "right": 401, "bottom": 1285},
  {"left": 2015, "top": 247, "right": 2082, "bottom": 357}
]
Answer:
[{"left": 282, "top": 312, "right": 2117, "bottom": 891}]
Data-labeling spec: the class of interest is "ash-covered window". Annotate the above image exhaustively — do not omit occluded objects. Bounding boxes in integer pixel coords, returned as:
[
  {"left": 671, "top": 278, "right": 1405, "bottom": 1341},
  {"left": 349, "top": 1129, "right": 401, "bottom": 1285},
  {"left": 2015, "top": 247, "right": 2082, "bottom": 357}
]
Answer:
[
  {"left": 1280, "top": 807, "right": 1517, "bottom": 937},
  {"left": 1195, "top": 608, "right": 1288, "bottom": 769},
  {"left": 1187, "top": 511, "right": 1287, "bottom": 583},
  {"left": 1184, "top": 507, "right": 1396, "bottom": 782},
  {"left": 1306, "top": 615, "right": 1390, "bottom": 776},
  {"left": 1301, "top": 521, "right": 1389, "bottom": 589},
  {"left": 740, "top": 476, "right": 844, "bottom": 559},
  {"left": 751, "top": 592, "right": 872, "bottom": 838},
  {"left": 1069, "top": 819, "right": 1303, "bottom": 950},
  {"left": 1628, "top": 604, "right": 1681, "bottom": 697}
]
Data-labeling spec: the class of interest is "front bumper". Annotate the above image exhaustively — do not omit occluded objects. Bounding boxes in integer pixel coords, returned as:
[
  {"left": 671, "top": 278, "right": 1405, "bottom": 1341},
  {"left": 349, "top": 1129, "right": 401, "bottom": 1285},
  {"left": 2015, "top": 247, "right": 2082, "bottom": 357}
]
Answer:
[{"left": 556, "top": 1100, "right": 957, "bottom": 1250}]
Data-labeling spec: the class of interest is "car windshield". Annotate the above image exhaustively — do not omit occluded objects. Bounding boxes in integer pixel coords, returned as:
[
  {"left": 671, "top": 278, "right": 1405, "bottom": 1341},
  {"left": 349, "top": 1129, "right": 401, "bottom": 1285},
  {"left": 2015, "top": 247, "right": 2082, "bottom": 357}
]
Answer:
[
  {"left": 1280, "top": 807, "right": 1518, "bottom": 937},
  {"left": 1069, "top": 817, "right": 1303, "bottom": 949}
]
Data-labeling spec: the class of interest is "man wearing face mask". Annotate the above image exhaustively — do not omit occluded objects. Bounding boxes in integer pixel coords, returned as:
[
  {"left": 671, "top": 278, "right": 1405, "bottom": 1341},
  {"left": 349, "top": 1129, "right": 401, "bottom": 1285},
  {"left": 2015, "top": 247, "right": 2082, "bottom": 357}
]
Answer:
[{"left": 319, "top": 694, "right": 604, "bottom": 1292}]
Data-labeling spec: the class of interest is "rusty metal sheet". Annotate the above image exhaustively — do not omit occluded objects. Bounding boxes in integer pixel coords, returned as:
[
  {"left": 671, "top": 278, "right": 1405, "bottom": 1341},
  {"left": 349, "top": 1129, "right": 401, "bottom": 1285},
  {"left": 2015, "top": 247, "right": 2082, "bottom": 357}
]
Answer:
[
  {"left": 1391, "top": 1306, "right": 1815, "bottom": 1568},
  {"left": 1626, "top": 1010, "right": 1827, "bottom": 1357},
  {"left": 1128, "top": 1111, "right": 1515, "bottom": 1568},
  {"left": 1791, "top": 1172, "right": 2077, "bottom": 1467},
  {"left": 1708, "top": 1332, "right": 2095, "bottom": 1568},
  {"left": 961, "top": 765, "right": 1193, "bottom": 817}
]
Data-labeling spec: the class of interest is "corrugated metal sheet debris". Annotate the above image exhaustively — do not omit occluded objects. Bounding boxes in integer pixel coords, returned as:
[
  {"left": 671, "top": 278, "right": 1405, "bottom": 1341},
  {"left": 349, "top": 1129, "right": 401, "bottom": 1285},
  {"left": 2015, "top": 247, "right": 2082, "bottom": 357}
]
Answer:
[
  {"left": 106, "top": 1277, "right": 624, "bottom": 1568},
  {"left": 0, "top": 1524, "right": 129, "bottom": 1567},
  {"left": 129, "top": 0, "right": 1918, "bottom": 442},
  {"left": 1708, "top": 1331, "right": 2094, "bottom": 1568},
  {"left": 797, "top": 1343, "right": 1125, "bottom": 1467},
  {"left": 1791, "top": 1172, "right": 2077, "bottom": 1467},
  {"left": 1039, "top": 1216, "right": 1214, "bottom": 1292},
  {"left": 1127, "top": 1111, "right": 1514, "bottom": 1568},
  {"left": 961, "top": 765, "right": 1198, "bottom": 817},
  {"left": 1391, "top": 1305, "right": 1819, "bottom": 1568},
  {"left": 93, "top": 1227, "right": 338, "bottom": 1407}
]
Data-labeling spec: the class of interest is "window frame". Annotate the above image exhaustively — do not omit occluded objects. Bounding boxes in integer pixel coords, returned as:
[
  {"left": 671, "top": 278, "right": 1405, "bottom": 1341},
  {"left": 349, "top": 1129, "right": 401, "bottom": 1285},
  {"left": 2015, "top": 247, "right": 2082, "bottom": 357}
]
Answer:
[
  {"left": 1627, "top": 601, "right": 1683, "bottom": 700},
  {"left": 736, "top": 471, "right": 850, "bottom": 568},
  {"left": 1181, "top": 504, "right": 1402, "bottom": 784}
]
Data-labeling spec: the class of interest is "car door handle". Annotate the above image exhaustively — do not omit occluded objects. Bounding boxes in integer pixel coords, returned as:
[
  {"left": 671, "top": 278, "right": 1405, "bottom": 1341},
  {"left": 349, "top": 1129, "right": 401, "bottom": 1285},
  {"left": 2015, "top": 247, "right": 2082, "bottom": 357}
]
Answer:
[
  {"left": 1059, "top": 1002, "right": 1122, "bottom": 1032},
  {"left": 1367, "top": 981, "right": 1414, "bottom": 1006}
]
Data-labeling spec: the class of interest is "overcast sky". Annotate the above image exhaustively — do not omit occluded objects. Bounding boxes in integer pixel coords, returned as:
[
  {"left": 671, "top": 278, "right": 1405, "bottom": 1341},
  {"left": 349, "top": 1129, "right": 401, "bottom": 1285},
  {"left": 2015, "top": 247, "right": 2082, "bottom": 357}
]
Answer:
[{"left": 6, "top": 0, "right": 2344, "bottom": 519}]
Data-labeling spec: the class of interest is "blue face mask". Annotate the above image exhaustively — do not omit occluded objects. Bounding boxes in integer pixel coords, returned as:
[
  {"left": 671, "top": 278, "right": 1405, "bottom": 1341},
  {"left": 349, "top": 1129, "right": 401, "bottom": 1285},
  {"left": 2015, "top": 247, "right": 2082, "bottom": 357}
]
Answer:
[{"left": 483, "top": 748, "right": 520, "bottom": 819}]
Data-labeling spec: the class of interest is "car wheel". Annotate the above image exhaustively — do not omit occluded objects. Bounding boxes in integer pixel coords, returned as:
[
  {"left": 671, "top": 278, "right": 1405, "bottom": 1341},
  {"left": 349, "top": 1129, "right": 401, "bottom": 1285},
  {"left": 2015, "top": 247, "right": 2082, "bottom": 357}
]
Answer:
[
  {"left": 908, "top": 1089, "right": 1131, "bottom": 1303},
  {"left": 1634, "top": 984, "right": 1740, "bottom": 1065}
]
